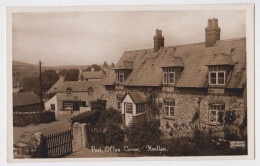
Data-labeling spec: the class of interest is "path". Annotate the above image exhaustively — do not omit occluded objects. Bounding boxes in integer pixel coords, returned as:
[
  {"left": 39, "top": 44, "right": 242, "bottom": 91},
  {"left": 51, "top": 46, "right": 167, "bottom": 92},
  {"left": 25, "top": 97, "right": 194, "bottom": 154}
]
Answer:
[{"left": 13, "top": 113, "right": 77, "bottom": 144}]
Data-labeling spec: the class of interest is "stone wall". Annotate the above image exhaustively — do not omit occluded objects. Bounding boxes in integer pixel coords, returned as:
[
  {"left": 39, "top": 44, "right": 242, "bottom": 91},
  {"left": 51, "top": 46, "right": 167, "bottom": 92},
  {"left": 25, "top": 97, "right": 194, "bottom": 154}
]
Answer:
[
  {"left": 13, "top": 132, "right": 43, "bottom": 158},
  {"left": 13, "top": 103, "right": 42, "bottom": 112},
  {"left": 159, "top": 88, "right": 245, "bottom": 138},
  {"left": 13, "top": 111, "right": 55, "bottom": 127},
  {"left": 72, "top": 122, "right": 88, "bottom": 152},
  {"left": 103, "top": 85, "right": 246, "bottom": 139}
]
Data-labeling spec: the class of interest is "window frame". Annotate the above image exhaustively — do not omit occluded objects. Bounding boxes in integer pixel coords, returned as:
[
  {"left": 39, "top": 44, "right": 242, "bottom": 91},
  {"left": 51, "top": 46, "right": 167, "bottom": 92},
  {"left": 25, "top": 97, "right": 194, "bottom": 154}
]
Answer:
[
  {"left": 164, "top": 100, "right": 175, "bottom": 118},
  {"left": 209, "top": 71, "right": 225, "bottom": 86},
  {"left": 136, "top": 103, "right": 145, "bottom": 114},
  {"left": 115, "top": 70, "right": 124, "bottom": 83},
  {"left": 50, "top": 104, "right": 55, "bottom": 110},
  {"left": 116, "top": 97, "right": 122, "bottom": 110},
  {"left": 66, "top": 87, "right": 72, "bottom": 96},
  {"left": 88, "top": 87, "right": 94, "bottom": 95},
  {"left": 162, "top": 68, "right": 175, "bottom": 85},
  {"left": 208, "top": 66, "right": 226, "bottom": 86},
  {"left": 125, "top": 102, "right": 133, "bottom": 114},
  {"left": 208, "top": 103, "right": 225, "bottom": 124}
]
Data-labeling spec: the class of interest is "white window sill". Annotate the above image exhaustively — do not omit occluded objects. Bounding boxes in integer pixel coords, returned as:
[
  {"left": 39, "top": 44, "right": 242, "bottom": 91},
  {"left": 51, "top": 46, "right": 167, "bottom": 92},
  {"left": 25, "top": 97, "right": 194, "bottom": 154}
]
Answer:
[{"left": 134, "top": 112, "right": 146, "bottom": 117}]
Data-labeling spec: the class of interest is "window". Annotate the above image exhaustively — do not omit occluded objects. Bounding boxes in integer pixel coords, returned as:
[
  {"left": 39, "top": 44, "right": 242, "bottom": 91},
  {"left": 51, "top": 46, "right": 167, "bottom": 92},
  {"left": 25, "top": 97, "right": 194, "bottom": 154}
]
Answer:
[
  {"left": 208, "top": 104, "right": 225, "bottom": 123},
  {"left": 125, "top": 103, "right": 133, "bottom": 114},
  {"left": 115, "top": 70, "right": 124, "bottom": 83},
  {"left": 66, "top": 87, "right": 72, "bottom": 96},
  {"left": 51, "top": 104, "right": 55, "bottom": 110},
  {"left": 63, "top": 101, "right": 73, "bottom": 111},
  {"left": 164, "top": 100, "right": 175, "bottom": 117},
  {"left": 209, "top": 66, "right": 226, "bottom": 85},
  {"left": 88, "top": 87, "right": 94, "bottom": 95},
  {"left": 136, "top": 103, "right": 145, "bottom": 114},
  {"left": 116, "top": 97, "right": 122, "bottom": 110},
  {"left": 81, "top": 101, "right": 86, "bottom": 107},
  {"left": 162, "top": 68, "right": 175, "bottom": 85}
]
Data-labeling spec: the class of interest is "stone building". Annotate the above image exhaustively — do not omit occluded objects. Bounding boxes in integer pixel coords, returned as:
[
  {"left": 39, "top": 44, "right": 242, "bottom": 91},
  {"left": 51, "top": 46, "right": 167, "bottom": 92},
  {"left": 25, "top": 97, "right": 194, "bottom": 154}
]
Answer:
[
  {"left": 44, "top": 79, "right": 105, "bottom": 116},
  {"left": 102, "top": 18, "right": 247, "bottom": 138}
]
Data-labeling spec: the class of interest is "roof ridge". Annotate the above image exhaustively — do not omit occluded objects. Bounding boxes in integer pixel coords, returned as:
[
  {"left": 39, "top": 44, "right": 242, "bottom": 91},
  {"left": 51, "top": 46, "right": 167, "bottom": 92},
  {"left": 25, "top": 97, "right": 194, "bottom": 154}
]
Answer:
[
  {"left": 123, "top": 37, "right": 246, "bottom": 54},
  {"left": 216, "top": 37, "right": 246, "bottom": 43}
]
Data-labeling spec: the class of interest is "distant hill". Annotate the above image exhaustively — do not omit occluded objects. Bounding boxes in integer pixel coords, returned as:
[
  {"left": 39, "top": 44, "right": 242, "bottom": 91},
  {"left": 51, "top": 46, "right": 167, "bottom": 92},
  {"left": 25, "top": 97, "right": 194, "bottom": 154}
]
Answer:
[
  {"left": 13, "top": 61, "right": 37, "bottom": 67},
  {"left": 12, "top": 61, "right": 113, "bottom": 87}
]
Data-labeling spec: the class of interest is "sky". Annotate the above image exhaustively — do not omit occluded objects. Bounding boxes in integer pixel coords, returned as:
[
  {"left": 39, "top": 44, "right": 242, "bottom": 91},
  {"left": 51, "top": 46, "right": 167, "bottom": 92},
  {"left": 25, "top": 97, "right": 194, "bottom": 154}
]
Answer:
[{"left": 12, "top": 10, "right": 246, "bottom": 66}]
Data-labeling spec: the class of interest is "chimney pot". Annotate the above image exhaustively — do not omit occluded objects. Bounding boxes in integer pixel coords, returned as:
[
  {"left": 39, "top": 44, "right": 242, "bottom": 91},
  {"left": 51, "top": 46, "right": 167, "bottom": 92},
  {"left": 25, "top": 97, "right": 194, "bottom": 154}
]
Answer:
[{"left": 154, "top": 29, "right": 164, "bottom": 53}]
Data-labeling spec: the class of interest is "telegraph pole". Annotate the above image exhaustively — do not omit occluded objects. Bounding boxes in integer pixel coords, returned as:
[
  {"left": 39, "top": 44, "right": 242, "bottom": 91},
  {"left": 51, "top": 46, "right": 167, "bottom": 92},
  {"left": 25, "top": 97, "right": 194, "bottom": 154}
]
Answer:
[{"left": 39, "top": 60, "right": 43, "bottom": 109}]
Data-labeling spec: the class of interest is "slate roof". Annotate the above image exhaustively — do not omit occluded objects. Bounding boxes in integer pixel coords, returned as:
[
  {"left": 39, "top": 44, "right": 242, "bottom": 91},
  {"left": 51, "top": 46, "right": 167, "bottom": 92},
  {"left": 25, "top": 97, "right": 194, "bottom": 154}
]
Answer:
[
  {"left": 82, "top": 71, "right": 103, "bottom": 79},
  {"left": 53, "top": 81, "right": 104, "bottom": 93},
  {"left": 13, "top": 91, "right": 41, "bottom": 107},
  {"left": 123, "top": 91, "right": 146, "bottom": 104},
  {"left": 206, "top": 53, "right": 234, "bottom": 66},
  {"left": 104, "top": 37, "right": 246, "bottom": 89},
  {"left": 45, "top": 81, "right": 105, "bottom": 104},
  {"left": 46, "top": 76, "right": 65, "bottom": 94}
]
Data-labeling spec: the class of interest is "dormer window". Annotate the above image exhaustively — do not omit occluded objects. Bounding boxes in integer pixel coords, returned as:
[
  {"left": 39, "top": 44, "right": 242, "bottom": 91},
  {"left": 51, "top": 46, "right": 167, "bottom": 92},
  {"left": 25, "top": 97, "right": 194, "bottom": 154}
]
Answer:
[
  {"left": 66, "top": 87, "right": 72, "bottom": 96},
  {"left": 208, "top": 66, "right": 226, "bottom": 86},
  {"left": 88, "top": 87, "right": 94, "bottom": 95},
  {"left": 162, "top": 68, "right": 175, "bottom": 85},
  {"left": 115, "top": 70, "right": 124, "bottom": 83}
]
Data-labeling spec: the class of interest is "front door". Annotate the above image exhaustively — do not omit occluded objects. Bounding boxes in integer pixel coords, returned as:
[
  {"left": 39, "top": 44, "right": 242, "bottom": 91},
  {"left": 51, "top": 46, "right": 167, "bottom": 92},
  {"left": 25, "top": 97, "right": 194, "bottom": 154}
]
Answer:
[{"left": 124, "top": 102, "right": 133, "bottom": 126}]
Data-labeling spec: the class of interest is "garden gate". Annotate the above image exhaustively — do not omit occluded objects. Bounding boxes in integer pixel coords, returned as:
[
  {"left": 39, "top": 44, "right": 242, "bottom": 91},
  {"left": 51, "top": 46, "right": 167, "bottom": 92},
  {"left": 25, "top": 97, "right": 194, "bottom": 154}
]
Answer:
[
  {"left": 42, "top": 130, "right": 72, "bottom": 158},
  {"left": 86, "top": 126, "right": 107, "bottom": 148}
]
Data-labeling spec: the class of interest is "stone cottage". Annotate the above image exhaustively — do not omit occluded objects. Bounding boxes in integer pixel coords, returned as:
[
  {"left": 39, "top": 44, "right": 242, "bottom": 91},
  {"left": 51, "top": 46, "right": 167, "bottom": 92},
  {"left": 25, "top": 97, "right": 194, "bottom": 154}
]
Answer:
[
  {"left": 102, "top": 18, "right": 247, "bottom": 138},
  {"left": 44, "top": 79, "right": 105, "bottom": 115}
]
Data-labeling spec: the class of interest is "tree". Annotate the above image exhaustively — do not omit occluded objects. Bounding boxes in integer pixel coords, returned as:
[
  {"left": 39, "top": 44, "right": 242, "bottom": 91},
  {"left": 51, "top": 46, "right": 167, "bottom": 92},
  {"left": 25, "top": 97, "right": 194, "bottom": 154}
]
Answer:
[
  {"left": 22, "top": 76, "right": 40, "bottom": 95},
  {"left": 41, "top": 70, "right": 59, "bottom": 93},
  {"left": 111, "top": 63, "right": 115, "bottom": 68},
  {"left": 103, "top": 61, "right": 108, "bottom": 68},
  {"left": 22, "top": 69, "right": 59, "bottom": 97},
  {"left": 85, "top": 64, "right": 101, "bottom": 71},
  {"left": 58, "top": 69, "right": 79, "bottom": 81}
]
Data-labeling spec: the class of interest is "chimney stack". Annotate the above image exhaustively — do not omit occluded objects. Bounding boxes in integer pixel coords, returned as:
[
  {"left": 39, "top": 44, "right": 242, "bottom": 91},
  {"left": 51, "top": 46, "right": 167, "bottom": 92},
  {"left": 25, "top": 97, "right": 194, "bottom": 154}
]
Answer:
[
  {"left": 17, "top": 81, "right": 23, "bottom": 91},
  {"left": 205, "top": 18, "right": 221, "bottom": 47},
  {"left": 60, "top": 75, "right": 65, "bottom": 83},
  {"left": 153, "top": 29, "right": 164, "bottom": 53}
]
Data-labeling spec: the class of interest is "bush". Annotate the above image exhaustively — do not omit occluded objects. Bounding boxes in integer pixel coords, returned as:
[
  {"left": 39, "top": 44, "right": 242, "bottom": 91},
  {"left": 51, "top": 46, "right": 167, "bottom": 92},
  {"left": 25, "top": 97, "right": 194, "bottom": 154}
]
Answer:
[
  {"left": 70, "top": 108, "right": 123, "bottom": 127},
  {"left": 161, "top": 137, "right": 196, "bottom": 156},
  {"left": 96, "top": 108, "right": 123, "bottom": 127},
  {"left": 125, "top": 119, "right": 162, "bottom": 153},
  {"left": 105, "top": 121, "right": 125, "bottom": 147},
  {"left": 70, "top": 110, "right": 100, "bottom": 124},
  {"left": 90, "top": 99, "right": 107, "bottom": 111}
]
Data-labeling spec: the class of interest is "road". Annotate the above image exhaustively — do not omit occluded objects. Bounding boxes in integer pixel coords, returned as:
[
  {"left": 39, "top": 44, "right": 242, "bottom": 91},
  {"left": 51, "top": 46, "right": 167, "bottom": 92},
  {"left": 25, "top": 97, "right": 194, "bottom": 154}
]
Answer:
[{"left": 13, "top": 113, "right": 77, "bottom": 144}]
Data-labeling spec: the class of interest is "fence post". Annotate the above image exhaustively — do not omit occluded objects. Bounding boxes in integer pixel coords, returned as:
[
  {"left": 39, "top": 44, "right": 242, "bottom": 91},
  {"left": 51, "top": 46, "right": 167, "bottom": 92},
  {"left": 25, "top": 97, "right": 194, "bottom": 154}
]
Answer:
[
  {"left": 85, "top": 123, "right": 91, "bottom": 148},
  {"left": 81, "top": 123, "right": 87, "bottom": 148}
]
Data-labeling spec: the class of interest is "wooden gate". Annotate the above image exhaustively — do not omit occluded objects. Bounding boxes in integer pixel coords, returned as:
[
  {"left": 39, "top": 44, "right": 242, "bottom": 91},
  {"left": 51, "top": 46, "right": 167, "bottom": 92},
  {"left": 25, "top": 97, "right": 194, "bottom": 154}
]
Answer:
[
  {"left": 42, "top": 130, "right": 72, "bottom": 158},
  {"left": 86, "top": 126, "right": 106, "bottom": 148}
]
